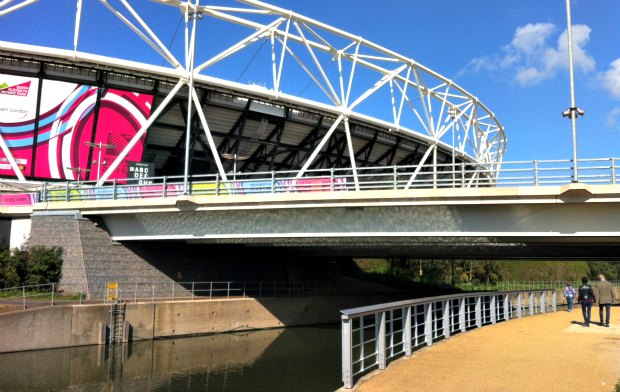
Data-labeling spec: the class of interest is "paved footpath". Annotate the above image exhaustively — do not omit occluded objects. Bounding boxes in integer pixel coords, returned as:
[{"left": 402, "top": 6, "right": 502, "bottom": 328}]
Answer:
[{"left": 354, "top": 307, "right": 620, "bottom": 392}]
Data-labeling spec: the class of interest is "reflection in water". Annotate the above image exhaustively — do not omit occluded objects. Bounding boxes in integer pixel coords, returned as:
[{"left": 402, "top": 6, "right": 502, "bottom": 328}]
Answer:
[{"left": 0, "top": 326, "right": 341, "bottom": 392}]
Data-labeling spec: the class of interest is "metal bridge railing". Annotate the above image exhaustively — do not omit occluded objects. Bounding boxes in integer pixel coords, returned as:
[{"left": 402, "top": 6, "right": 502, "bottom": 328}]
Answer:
[
  {"left": 0, "top": 280, "right": 360, "bottom": 310},
  {"left": 37, "top": 157, "right": 620, "bottom": 203},
  {"left": 340, "top": 289, "right": 557, "bottom": 389},
  {"left": 458, "top": 280, "right": 620, "bottom": 292}
]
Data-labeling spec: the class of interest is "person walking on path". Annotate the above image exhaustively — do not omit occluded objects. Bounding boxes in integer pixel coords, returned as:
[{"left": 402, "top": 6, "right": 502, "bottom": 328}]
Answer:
[
  {"left": 595, "top": 274, "right": 616, "bottom": 327},
  {"left": 577, "top": 277, "right": 595, "bottom": 327},
  {"left": 563, "top": 282, "right": 577, "bottom": 312}
]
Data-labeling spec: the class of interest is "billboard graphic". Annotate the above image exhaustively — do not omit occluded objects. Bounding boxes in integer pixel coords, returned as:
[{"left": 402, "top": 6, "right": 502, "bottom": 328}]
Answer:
[
  {"left": 84, "top": 89, "right": 153, "bottom": 181},
  {"left": 0, "top": 74, "right": 40, "bottom": 176},
  {"left": 0, "top": 73, "right": 153, "bottom": 181}
]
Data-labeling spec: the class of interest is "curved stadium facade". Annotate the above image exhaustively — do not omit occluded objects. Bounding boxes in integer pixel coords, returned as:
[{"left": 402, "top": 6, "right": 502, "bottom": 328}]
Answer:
[{"left": 0, "top": 0, "right": 505, "bottom": 190}]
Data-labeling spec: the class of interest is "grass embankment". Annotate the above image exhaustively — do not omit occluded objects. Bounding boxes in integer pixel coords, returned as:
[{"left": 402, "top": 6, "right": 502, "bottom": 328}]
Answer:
[
  {"left": 498, "top": 260, "right": 590, "bottom": 281},
  {"left": 348, "top": 259, "right": 592, "bottom": 292}
]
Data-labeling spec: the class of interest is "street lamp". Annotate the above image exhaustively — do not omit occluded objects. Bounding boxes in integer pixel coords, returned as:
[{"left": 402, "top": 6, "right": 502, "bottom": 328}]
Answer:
[
  {"left": 563, "top": 0, "right": 585, "bottom": 183},
  {"left": 448, "top": 106, "right": 458, "bottom": 186},
  {"left": 85, "top": 141, "right": 116, "bottom": 182},
  {"left": 66, "top": 166, "right": 90, "bottom": 183},
  {"left": 221, "top": 153, "right": 249, "bottom": 181}
]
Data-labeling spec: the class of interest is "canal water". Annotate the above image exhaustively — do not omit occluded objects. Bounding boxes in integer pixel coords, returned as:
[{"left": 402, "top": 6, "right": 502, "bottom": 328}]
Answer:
[{"left": 0, "top": 325, "right": 341, "bottom": 392}]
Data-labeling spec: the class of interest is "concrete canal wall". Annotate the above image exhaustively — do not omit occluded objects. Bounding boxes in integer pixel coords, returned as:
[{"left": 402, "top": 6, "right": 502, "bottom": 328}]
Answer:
[{"left": 0, "top": 294, "right": 395, "bottom": 353}]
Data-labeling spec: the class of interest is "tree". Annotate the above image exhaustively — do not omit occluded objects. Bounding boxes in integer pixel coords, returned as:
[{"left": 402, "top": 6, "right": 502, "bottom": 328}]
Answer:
[
  {"left": 588, "top": 261, "right": 617, "bottom": 280},
  {"left": 0, "top": 246, "right": 63, "bottom": 288},
  {"left": 26, "top": 246, "right": 63, "bottom": 286},
  {"left": 0, "top": 248, "right": 27, "bottom": 288}
]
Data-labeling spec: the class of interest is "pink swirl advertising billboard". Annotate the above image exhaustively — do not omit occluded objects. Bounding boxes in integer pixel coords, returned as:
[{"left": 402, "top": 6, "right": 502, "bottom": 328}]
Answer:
[{"left": 0, "top": 73, "right": 153, "bottom": 182}]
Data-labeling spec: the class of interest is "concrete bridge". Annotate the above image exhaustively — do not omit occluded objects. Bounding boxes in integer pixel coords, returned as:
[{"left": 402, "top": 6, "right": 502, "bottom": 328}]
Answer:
[{"left": 6, "top": 182, "right": 620, "bottom": 260}]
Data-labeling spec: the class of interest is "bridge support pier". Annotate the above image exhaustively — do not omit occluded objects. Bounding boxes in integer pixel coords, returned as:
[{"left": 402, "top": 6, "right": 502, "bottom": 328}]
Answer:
[{"left": 28, "top": 211, "right": 187, "bottom": 299}]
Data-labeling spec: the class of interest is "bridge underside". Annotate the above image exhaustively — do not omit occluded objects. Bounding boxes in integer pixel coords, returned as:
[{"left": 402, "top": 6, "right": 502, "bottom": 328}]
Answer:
[
  {"left": 33, "top": 184, "right": 620, "bottom": 261},
  {"left": 181, "top": 237, "right": 620, "bottom": 260}
]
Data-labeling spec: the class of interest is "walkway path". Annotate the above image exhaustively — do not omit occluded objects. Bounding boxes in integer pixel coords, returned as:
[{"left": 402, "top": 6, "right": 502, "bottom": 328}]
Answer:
[{"left": 355, "top": 307, "right": 620, "bottom": 392}]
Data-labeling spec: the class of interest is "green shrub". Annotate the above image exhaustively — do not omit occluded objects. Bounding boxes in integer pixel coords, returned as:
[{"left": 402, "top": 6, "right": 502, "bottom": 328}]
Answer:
[
  {"left": 25, "top": 246, "right": 63, "bottom": 286},
  {"left": 0, "top": 246, "right": 63, "bottom": 288},
  {"left": 0, "top": 248, "right": 27, "bottom": 287}
]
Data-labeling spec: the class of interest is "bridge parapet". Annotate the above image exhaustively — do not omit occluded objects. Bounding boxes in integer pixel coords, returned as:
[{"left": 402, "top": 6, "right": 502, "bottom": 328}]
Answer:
[{"left": 29, "top": 157, "right": 620, "bottom": 206}]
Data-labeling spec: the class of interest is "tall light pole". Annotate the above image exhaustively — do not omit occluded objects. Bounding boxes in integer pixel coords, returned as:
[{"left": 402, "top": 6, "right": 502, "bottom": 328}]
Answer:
[
  {"left": 66, "top": 166, "right": 90, "bottom": 183},
  {"left": 85, "top": 141, "right": 116, "bottom": 181},
  {"left": 562, "top": 0, "right": 585, "bottom": 183},
  {"left": 448, "top": 106, "right": 458, "bottom": 186},
  {"left": 221, "top": 153, "right": 249, "bottom": 181}
]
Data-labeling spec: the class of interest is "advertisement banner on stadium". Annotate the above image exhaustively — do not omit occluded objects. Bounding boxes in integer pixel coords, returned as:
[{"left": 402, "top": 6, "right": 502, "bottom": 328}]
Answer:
[
  {"left": 0, "top": 74, "right": 40, "bottom": 176},
  {"left": 84, "top": 88, "right": 153, "bottom": 181},
  {"left": 0, "top": 73, "right": 153, "bottom": 182}
]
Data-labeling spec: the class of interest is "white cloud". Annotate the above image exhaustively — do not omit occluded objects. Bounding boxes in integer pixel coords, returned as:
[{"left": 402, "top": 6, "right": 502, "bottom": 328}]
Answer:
[
  {"left": 600, "top": 59, "right": 620, "bottom": 99},
  {"left": 606, "top": 107, "right": 620, "bottom": 128},
  {"left": 468, "top": 23, "right": 595, "bottom": 86}
]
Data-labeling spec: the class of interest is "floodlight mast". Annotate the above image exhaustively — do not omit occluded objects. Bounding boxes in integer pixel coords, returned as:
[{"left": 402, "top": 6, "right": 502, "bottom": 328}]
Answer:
[{"left": 563, "top": 0, "right": 584, "bottom": 183}]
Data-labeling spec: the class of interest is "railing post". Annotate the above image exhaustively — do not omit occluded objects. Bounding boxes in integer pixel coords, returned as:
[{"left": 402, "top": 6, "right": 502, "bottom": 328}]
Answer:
[
  {"left": 540, "top": 292, "right": 546, "bottom": 313},
  {"left": 342, "top": 317, "right": 353, "bottom": 389},
  {"left": 611, "top": 158, "right": 616, "bottom": 184},
  {"left": 443, "top": 300, "right": 451, "bottom": 338},
  {"left": 112, "top": 179, "right": 117, "bottom": 200},
  {"left": 162, "top": 176, "right": 168, "bottom": 198},
  {"left": 51, "top": 283, "right": 55, "bottom": 306},
  {"left": 490, "top": 295, "right": 496, "bottom": 324},
  {"left": 533, "top": 160, "right": 539, "bottom": 185},
  {"left": 271, "top": 171, "right": 276, "bottom": 193},
  {"left": 151, "top": 283, "right": 155, "bottom": 303},
  {"left": 227, "top": 282, "right": 230, "bottom": 299},
  {"left": 475, "top": 296, "right": 482, "bottom": 327},
  {"left": 215, "top": 173, "right": 220, "bottom": 196},
  {"left": 552, "top": 290, "right": 557, "bottom": 312},
  {"left": 424, "top": 303, "right": 433, "bottom": 347},
  {"left": 529, "top": 292, "right": 534, "bottom": 316},
  {"left": 503, "top": 294, "right": 510, "bottom": 320},
  {"left": 172, "top": 284, "right": 175, "bottom": 301},
  {"left": 459, "top": 298, "right": 466, "bottom": 332},
  {"left": 210, "top": 282, "right": 213, "bottom": 300},
  {"left": 460, "top": 162, "right": 466, "bottom": 187},
  {"left": 65, "top": 182, "right": 70, "bottom": 202},
  {"left": 22, "top": 286, "right": 26, "bottom": 309},
  {"left": 376, "top": 312, "right": 386, "bottom": 369},
  {"left": 41, "top": 182, "right": 47, "bottom": 202},
  {"left": 330, "top": 168, "right": 335, "bottom": 192},
  {"left": 404, "top": 306, "right": 412, "bottom": 356},
  {"left": 517, "top": 293, "right": 522, "bottom": 318},
  {"left": 393, "top": 165, "right": 398, "bottom": 190},
  {"left": 191, "top": 282, "right": 195, "bottom": 300}
]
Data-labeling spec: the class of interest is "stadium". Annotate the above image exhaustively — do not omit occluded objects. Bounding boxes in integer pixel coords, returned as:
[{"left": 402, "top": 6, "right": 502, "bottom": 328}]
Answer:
[{"left": 0, "top": 0, "right": 506, "bottom": 194}]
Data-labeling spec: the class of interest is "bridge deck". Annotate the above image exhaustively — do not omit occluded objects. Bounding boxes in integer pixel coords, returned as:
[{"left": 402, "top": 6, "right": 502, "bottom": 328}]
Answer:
[{"left": 353, "top": 308, "right": 620, "bottom": 392}]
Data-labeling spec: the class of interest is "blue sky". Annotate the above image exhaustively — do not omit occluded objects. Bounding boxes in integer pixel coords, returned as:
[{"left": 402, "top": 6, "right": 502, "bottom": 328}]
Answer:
[{"left": 1, "top": 0, "right": 619, "bottom": 162}]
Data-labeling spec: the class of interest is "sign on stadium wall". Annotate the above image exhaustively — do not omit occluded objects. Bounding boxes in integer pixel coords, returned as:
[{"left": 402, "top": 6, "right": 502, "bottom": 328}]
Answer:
[{"left": 0, "top": 73, "right": 153, "bottom": 181}]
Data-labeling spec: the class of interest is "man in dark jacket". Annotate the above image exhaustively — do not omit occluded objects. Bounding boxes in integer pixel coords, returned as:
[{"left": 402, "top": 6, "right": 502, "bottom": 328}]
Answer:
[
  {"left": 578, "top": 277, "right": 595, "bottom": 327},
  {"left": 595, "top": 274, "right": 616, "bottom": 327}
]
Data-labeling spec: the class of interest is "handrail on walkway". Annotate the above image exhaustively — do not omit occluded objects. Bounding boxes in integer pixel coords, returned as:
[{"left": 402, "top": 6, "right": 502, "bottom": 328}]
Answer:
[
  {"left": 36, "top": 157, "right": 620, "bottom": 203},
  {"left": 340, "top": 289, "right": 557, "bottom": 389},
  {"left": 0, "top": 280, "right": 338, "bottom": 310}
]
